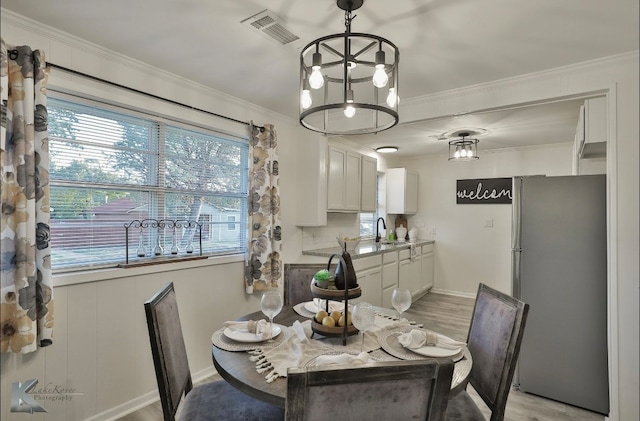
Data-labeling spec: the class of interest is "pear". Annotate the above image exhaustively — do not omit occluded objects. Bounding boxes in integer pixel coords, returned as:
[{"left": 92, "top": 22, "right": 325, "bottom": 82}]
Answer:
[
  {"left": 315, "top": 310, "right": 329, "bottom": 324},
  {"left": 322, "top": 316, "right": 336, "bottom": 327}
]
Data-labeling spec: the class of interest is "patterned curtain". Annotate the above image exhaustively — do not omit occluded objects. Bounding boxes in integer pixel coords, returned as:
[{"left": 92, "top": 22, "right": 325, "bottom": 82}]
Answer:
[
  {"left": 245, "top": 123, "right": 282, "bottom": 293},
  {"left": 0, "top": 39, "right": 54, "bottom": 353}
]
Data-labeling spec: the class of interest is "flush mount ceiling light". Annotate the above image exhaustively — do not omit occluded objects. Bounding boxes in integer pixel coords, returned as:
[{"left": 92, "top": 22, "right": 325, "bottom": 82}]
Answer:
[
  {"left": 299, "top": 0, "right": 400, "bottom": 135},
  {"left": 376, "top": 146, "right": 398, "bottom": 153},
  {"left": 448, "top": 132, "right": 480, "bottom": 161}
]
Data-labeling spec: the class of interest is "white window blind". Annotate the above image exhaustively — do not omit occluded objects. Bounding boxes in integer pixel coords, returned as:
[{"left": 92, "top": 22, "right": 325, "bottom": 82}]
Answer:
[{"left": 47, "top": 96, "right": 248, "bottom": 271}]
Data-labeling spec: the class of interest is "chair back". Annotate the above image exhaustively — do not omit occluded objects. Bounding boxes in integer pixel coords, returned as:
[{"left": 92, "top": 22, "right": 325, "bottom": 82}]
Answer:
[
  {"left": 285, "top": 359, "right": 454, "bottom": 421},
  {"left": 145, "top": 282, "right": 192, "bottom": 421},
  {"left": 284, "top": 264, "right": 335, "bottom": 306},
  {"left": 467, "top": 283, "right": 529, "bottom": 421}
]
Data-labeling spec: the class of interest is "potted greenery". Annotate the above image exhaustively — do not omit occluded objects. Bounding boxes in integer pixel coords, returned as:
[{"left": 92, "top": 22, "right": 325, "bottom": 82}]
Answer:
[{"left": 313, "top": 269, "right": 332, "bottom": 289}]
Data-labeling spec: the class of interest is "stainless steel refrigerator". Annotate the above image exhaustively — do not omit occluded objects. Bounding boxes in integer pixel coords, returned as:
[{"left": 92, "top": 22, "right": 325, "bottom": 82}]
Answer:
[{"left": 511, "top": 175, "right": 609, "bottom": 415}]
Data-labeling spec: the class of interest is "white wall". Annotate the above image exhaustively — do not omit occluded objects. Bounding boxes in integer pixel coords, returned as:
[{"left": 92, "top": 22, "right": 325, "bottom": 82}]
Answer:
[{"left": 403, "top": 143, "right": 573, "bottom": 296}]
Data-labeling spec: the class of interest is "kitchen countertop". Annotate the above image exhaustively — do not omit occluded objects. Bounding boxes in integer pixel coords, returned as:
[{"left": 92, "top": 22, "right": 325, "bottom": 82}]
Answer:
[{"left": 302, "top": 239, "right": 435, "bottom": 259}]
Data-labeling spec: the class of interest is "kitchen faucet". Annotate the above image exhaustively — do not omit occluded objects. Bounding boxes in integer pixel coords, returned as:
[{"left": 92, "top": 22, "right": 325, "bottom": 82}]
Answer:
[{"left": 375, "top": 217, "right": 387, "bottom": 243}]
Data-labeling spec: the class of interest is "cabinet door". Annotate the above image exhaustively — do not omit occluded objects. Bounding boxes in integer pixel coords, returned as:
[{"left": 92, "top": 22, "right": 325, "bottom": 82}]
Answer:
[
  {"left": 409, "top": 255, "right": 421, "bottom": 294},
  {"left": 327, "top": 146, "right": 347, "bottom": 210},
  {"left": 405, "top": 171, "right": 419, "bottom": 214},
  {"left": 421, "top": 250, "right": 434, "bottom": 291},
  {"left": 360, "top": 155, "right": 377, "bottom": 212},
  {"left": 356, "top": 266, "right": 382, "bottom": 307},
  {"left": 345, "top": 151, "right": 362, "bottom": 211},
  {"left": 398, "top": 258, "right": 411, "bottom": 291}
]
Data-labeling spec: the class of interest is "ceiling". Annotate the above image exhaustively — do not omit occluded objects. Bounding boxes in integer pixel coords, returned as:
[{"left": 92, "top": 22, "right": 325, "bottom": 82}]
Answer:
[{"left": 2, "top": 0, "right": 638, "bottom": 157}]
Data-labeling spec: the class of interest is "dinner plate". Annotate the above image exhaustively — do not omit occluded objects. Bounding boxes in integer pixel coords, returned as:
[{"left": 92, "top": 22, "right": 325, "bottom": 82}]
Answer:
[
  {"left": 304, "top": 300, "right": 344, "bottom": 313},
  {"left": 223, "top": 325, "right": 281, "bottom": 343},
  {"left": 379, "top": 327, "right": 466, "bottom": 362},
  {"left": 408, "top": 345, "right": 462, "bottom": 358}
]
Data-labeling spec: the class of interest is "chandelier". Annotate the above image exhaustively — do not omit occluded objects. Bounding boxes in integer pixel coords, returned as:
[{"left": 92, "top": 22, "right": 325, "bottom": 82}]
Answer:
[
  {"left": 448, "top": 132, "right": 479, "bottom": 161},
  {"left": 299, "top": 0, "right": 400, "bottom": 135}
]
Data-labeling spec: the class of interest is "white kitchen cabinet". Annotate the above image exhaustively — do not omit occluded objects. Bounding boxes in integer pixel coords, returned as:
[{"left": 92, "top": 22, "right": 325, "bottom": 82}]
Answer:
[
  {"left": 578, "top": 96, "right": 607, "bottom": 159},
  {"left": 296, "top": 135, "right": 328, "bottom": 226},
  {"left": 420, "top": 244, "right": 434, "bottom": 293},
  {"left": 386, "top": 168, "right": 418, "bottom": 214},
  {"left": 360, "top": 155, "right": 378, "bottom": 212},
  {"left": 353, "top": 255, "right": 382, "bottom": 306},
  {"left": 328, "top": 145, "right": 362, "bottom": 212},
  {"left": 398, "top": 248, "right": 422, "bottom": 300},
  {"left": 381, "top": 251, "right": 399, "bottom": 308}
]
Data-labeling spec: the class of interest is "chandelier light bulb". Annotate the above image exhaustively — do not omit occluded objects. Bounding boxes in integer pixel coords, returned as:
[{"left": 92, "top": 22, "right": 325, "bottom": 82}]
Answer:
[
  {"left": 344, "top": 104, "right": 356, "bottom": 118},
  {"left": 386, "top": 87, "right": 398, "bottom": 107},
  {"left": 373, "top": 65, "right": 388, "bottom": 88},
  {"left": 454, "top": 148, "right": 461, "bottom": 159},
  {"left": 467, "top": 147, "right": 474, "bottom": 157},
  {"left": 309, "top": 68, "right": 324, "bottom": 89},
  {"left": 460, "top": 148, "right": 468, "bottom": 158},
  {"left": 301, "top": 89, "right": 312, "bottom": 109}
]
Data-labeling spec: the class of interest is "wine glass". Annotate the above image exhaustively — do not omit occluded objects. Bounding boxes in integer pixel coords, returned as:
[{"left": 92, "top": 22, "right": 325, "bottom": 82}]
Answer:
[
  {"left": 352, "top": 302, "right": 375, "bottom": 352},
  {"left": 260, "top": 291, "right": 283, "bottom": 342},
  {"left": 391, "top": 288, "right": 412, "bottom": 319}
]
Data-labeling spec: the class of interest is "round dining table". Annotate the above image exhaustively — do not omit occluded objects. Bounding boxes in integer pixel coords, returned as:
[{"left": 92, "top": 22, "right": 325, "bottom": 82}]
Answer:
[{"left": 211, "top": 305, "right": 472, "bottom": 408}]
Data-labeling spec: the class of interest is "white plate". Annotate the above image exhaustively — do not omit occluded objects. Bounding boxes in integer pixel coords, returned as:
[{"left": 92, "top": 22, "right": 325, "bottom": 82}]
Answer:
[
  {"left": 304, "top": 300, "right": 344, "bottom": 313},
  {"left": 408, "top": 345, "right": 462, "bottom": 358},
  {"left": 223, "top": 325, "right": 281, "bottom": 343}
]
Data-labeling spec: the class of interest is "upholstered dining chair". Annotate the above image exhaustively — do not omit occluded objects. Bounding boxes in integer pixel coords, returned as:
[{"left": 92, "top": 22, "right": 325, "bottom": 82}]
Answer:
[
  {"left": 144, "top": 282, "right": 284, "bottom": 421},
  {"left": 285, "top": 359, "right": 454, "bottom": 421},
  {"left": 446, "top": 283, "right": 530, "bottom": 421}
]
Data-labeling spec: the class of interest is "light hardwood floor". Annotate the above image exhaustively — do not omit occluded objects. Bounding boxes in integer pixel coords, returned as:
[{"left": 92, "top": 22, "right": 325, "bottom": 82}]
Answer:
[{"left": 119, "top": 292, "right": 605, "bottom": 421}]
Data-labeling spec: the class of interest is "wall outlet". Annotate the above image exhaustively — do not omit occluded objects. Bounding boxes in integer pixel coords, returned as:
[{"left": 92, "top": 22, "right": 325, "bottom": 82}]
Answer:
[
  {"left": 430, "top": 227, "right": 437, "bottom": 236},
  {"left": 484, "top": 219, "right": 494, "bottom": 228}
]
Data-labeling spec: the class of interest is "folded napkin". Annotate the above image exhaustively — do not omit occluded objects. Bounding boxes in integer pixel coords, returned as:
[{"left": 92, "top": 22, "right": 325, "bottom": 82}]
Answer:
[
  {"left": 312, "top": 352, "right": 371, "bottom": 366},
  {"left": 224, "top": 319, "right": 271, "bottom": 341},
  {"left": 398, "top": 329, "right": 466, "bottom": 350}
]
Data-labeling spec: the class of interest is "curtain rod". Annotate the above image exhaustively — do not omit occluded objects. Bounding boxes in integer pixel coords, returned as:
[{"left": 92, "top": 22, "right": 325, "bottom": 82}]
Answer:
[{"left": 45, "top": 62, "right": 261, "bottom": 129}]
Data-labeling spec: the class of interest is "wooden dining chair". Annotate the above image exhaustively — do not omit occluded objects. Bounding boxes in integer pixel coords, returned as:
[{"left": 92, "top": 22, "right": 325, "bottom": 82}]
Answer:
[
  {"left": 144, "top": 282, "right": 284, "bottom": 421},
  {"left": 285, "top": 359, "right": 454, "bottom": 421},
  {"left": 446, "top": 283, "right": 529, "bottom": 421},
  {"left": 283, "top": 263, "right": 333, "bottom": 306}
]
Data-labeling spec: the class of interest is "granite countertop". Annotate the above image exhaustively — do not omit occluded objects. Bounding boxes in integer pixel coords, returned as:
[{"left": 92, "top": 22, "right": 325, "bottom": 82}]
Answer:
[{"left": 302, "top": 239, "right": 435, "bottom": 259}]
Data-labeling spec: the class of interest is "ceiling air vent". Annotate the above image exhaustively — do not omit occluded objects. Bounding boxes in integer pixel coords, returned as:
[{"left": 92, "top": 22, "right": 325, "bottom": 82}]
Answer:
[{"left": 241, "top": 9, "right": 300, "bottom": 46}]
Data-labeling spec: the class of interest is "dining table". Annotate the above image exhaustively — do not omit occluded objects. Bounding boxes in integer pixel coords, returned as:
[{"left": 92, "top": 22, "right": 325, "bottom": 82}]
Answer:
[{"left": 211, "top": 303, "right": 472, "bottom": 408}]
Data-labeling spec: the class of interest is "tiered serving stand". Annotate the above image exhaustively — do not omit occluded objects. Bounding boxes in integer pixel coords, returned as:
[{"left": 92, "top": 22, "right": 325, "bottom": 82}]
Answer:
[{"left": 310, "top": 253, "right": 361, "bottom": 345}]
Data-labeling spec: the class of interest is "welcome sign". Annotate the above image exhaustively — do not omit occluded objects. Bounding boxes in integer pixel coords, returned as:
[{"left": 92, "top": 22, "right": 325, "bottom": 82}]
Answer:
[{"left": 456, "top": 177, "right": 512, "bottom": 204}]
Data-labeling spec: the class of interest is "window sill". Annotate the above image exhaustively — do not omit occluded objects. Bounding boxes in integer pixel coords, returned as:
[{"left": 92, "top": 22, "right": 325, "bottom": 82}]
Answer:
[{"left": 53, "top": 253, "right": 245, "bottom": 288}]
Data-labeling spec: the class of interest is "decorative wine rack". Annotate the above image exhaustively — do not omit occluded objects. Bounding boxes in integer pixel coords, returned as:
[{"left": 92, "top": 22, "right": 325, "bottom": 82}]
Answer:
[{"left": 124, "top": 219, "right": 202, "bottom": 264}]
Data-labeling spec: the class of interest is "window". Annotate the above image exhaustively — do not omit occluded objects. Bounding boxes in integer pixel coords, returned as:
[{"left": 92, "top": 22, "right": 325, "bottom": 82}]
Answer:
[
  {"left": 360, "top": 172, "right": 385, "bottom": 237},
  {"left": 227, "top": 216, "right": 236, "bottom": 231},
  {"left": 47, "top": 95, "right": 248, "bottom": 271}
]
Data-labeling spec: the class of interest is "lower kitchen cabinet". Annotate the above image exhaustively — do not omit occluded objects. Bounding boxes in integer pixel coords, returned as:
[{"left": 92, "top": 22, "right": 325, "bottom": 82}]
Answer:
[
  {"left": 381, "top": 251, "right": 399, "bottom": 308},
  {"left": 398, "top": 248, "right": 422, "bottom": 300},
  {"left": 353, "top": 255, "right": 382, "bottom": 306},
  {"left": 421, "top": 244, "right": 434, "bottom": 292}
]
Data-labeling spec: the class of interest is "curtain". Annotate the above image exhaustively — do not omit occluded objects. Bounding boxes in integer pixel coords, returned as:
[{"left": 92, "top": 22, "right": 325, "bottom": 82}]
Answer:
[
  {"left": 0, "top": 39, "right": 54, "bottom": 353},
  {"left": 245, "top": 123, "right": 282, "bottom": 293}
]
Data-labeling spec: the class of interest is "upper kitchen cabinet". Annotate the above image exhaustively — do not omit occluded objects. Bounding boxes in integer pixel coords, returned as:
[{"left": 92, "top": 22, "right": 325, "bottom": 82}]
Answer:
[
  {"left": 360, "top": 155, "right": 377, "bottom": 212},
  {"left": 328, "top": 145, "right": 361, "bottom": 211},
  {"left": 296, "top": 135, "right": 328, "bottom": 226},
  {"left": 386, "top": 168, "right": 418, "bottom": 214},
  {"left": 578, "top": 96, "right": 607, "bottom": 159}
]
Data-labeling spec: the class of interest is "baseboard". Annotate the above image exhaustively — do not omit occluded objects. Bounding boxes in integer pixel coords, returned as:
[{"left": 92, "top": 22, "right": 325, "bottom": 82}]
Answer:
[
  {"left": 86, "top": 366, "right": 218, "bottom": 421},
  {"left": 430, "top": 288, "right": 476, "bottom": 299}
]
